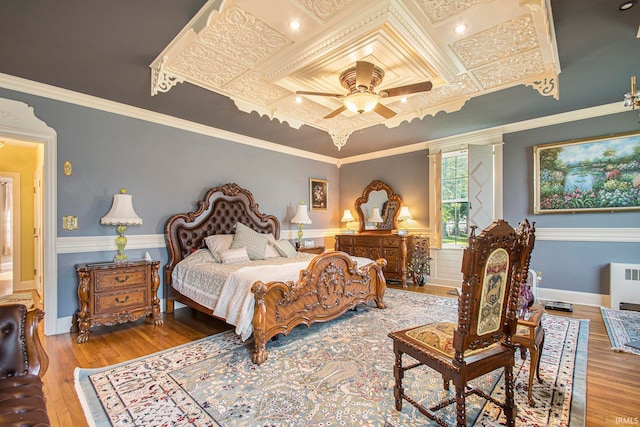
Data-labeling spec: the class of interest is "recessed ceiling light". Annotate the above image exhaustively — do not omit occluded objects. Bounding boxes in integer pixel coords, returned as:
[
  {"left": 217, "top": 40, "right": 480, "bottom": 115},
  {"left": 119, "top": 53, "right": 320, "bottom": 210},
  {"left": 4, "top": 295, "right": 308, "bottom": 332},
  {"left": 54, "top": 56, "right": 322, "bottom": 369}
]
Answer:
[
  {"left": 619, "top": 0, "right": 637, "bottom": 10},
  {"left": 454, "top": 23, "right": 467, "bottom": 34},
  {"left": 401, "top": 97, "right": 407, "bottom": 103},
  {"left": 295, "top": 96, "right": 302, "bottom": 104},
  {"left": 289, "top": 20, "right": 301, "bottom": 30}
]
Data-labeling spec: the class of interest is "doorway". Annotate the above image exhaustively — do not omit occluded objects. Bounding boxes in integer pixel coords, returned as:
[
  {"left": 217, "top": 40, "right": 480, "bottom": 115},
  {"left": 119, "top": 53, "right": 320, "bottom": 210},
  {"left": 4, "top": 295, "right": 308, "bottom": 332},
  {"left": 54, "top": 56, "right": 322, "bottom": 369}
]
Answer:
[
  {"left": 0, "top": 97, "right": 56, "bottom": 335},
  {"left": 0, "top": 146, "right": 39, "bottom": 298},
  {"left": 0, "top": 177, "right": 14, "bottom": 295}
]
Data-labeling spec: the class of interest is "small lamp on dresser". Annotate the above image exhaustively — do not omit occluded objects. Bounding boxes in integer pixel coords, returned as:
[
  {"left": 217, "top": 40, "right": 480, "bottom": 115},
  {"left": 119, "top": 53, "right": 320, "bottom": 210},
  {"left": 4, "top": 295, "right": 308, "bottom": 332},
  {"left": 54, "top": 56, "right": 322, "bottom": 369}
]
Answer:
[
  {"left": 341, "top": 209, "right": 356, "bottom": 234},
  {"left": 101, "top": 188, "right": 143, "bottom": 263},
  {"left": 397, "top": 206, "right": 412, "bottom": 236},
  {"left": 368, "top": 206, "right": 383, "bottom": 229},
  {"left": 291, "top": 201, "right": 312, "bottom": 247}
]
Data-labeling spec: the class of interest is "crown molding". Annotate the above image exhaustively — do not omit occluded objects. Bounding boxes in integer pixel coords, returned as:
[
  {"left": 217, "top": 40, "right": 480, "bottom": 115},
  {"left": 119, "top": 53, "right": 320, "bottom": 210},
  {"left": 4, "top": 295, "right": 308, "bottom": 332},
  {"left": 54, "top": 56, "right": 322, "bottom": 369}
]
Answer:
[
  {"left": 0, "top": 73, "right": 628, "bottom": 166},
  {"left": 0, "top": 73, "right": 338, "bottom": 165}
]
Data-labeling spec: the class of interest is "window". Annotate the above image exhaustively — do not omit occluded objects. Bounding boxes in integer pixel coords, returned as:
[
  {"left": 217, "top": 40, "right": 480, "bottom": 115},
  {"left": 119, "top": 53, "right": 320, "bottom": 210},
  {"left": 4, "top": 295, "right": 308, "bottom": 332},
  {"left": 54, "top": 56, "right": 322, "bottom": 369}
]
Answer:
[{"left": 441, "top": 151, "right": 468, "bottom": 245}]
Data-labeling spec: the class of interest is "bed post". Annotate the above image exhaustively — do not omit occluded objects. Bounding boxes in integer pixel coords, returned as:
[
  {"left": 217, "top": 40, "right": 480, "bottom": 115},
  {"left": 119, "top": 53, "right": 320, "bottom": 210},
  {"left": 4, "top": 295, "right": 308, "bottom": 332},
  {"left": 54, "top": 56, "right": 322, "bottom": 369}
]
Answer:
[
  {"left": 164, "top": 267, "right": 175, "bottom": 313},
  {"left": 251, "top": 281, "right": 268, "bottom": 364},
  {"left": 373, "top": 258, "right": 388, "bottom": 309}
]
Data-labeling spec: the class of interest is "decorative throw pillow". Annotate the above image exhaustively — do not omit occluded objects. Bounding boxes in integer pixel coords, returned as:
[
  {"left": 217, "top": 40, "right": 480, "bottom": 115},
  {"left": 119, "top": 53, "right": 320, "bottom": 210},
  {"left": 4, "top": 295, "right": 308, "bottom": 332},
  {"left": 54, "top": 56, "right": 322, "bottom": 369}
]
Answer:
[
  {"left": 274, "top": 239, "right": 297, "bottom": 258},
  {"left": 217, "top": 247, "right": 250, "bottom": 265},
  {"left": 204, "top": 234, "right": 234, "bottom": 262},
  {"left": 230, "top": 222, "right": 270, "bottom": 260},
  {"left": 264, "top": 233, "right": 280, "bottom": 258}
]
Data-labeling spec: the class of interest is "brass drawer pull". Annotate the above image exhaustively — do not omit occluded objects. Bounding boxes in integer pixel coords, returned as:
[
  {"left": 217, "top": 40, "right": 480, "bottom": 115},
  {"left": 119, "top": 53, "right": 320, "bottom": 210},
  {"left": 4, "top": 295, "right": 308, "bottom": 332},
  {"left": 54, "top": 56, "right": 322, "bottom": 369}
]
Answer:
[
  {"left": 115, "top": 275, "right": 130, "bottom": 283},
  {"left": 115, "top": 296, "right": 130, "bottom": 304}
]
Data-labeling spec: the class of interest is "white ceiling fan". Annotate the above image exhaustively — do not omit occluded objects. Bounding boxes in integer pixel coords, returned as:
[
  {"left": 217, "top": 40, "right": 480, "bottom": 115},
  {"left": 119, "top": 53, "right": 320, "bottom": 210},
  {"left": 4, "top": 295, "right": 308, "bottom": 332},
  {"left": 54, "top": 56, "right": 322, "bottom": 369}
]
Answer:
[{"left": 296, "top": 61, "right": 433, "bottom": 119}]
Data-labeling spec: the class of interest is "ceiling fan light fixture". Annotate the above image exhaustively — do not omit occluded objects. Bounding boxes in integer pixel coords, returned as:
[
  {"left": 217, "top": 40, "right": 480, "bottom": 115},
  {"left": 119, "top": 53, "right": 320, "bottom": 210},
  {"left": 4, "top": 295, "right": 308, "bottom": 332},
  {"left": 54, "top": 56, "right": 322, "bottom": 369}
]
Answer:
[{"left": 344, "top": 91, "right": 378, "bottom": 114}]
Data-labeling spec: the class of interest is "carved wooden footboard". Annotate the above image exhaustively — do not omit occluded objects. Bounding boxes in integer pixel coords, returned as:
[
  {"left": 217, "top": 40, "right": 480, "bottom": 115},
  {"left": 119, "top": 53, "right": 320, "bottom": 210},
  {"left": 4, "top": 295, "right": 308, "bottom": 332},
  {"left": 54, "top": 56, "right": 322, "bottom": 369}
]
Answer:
[{"left": 250, "top": 251, "right": 387, "bottom": 364}]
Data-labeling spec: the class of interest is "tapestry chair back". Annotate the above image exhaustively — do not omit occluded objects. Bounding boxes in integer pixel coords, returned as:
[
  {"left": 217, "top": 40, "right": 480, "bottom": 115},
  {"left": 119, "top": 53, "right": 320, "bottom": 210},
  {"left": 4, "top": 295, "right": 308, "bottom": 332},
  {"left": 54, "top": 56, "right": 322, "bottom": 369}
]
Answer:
[{"left": 454, "top": 219, "right": 534, "bottom": 358}]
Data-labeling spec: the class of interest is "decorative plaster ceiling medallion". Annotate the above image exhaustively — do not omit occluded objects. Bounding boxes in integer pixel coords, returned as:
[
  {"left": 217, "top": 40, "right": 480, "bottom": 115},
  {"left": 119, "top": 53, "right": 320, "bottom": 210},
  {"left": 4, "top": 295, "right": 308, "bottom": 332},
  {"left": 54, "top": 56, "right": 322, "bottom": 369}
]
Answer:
[{"left": 150, "top": 0, "right": 560, "bottom": 150}]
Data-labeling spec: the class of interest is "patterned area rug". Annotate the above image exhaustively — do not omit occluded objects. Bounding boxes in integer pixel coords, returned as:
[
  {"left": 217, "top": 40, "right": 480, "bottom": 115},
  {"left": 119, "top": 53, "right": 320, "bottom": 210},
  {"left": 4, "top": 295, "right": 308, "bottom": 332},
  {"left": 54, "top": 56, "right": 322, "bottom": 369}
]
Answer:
[
  {"left": 75, "top": 289, "right": 587, "bottom": 427},
  {"left": 601, "top": 307, "right": 640, "bottom": 354},
  {"left": 0, "top": 292, "right": 34, "bottom": 308}
]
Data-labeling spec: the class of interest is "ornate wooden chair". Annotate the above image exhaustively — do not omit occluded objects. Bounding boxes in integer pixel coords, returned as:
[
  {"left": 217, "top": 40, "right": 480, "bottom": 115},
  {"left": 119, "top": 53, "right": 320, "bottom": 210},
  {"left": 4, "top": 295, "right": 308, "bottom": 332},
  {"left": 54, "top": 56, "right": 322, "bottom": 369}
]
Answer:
[{"left": 388, "top": 219, "right": 535, "bottom": 427}]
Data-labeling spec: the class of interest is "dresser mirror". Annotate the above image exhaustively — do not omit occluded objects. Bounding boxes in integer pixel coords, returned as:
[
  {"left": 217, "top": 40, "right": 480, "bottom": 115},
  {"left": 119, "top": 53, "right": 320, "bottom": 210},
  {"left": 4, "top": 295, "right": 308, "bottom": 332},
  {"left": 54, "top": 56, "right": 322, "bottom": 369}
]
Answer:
[{"left": 355, "top": 180, "right": 403, "bottom": 232}]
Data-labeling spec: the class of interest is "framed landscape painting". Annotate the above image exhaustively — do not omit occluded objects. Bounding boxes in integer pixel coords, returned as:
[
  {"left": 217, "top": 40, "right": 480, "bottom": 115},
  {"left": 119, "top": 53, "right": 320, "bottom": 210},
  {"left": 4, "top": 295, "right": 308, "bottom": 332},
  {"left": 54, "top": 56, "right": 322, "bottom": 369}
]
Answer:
[
  {"left": 533, "top": 131, "right": 640, "bottom": 214},
  {"left": 310, "top": 178, "right": 328, "bottom": 211}
]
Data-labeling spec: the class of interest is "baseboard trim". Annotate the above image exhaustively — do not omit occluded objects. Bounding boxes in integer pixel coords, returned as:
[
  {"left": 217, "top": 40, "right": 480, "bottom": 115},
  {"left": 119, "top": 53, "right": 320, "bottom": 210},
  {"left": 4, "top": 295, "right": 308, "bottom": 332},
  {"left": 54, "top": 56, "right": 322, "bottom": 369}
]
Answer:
[{"left": 537, "top": 288, "right": 607, "bottom": 307}]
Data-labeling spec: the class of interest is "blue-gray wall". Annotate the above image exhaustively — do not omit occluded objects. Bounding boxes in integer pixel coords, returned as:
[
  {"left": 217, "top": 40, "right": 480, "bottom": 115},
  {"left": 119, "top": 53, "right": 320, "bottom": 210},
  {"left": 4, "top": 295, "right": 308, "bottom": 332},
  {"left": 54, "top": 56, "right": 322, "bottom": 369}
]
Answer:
[
  {"left": 339, "top": 112, "right": 640, "bottom": 298},
  {"left": 0, "top": 87, "right": 338, "bottom": 318},
  {"left": 503, "top": 112, "right": 640, "bottom": 296},
  {"left": 339, "top": 151, "right": 430, "bottom": 230}
]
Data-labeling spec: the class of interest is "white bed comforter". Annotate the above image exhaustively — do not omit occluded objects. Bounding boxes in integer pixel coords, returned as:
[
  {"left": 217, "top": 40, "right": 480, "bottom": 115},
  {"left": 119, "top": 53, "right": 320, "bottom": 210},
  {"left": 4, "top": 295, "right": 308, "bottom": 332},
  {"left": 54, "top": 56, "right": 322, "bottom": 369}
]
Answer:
[{"left": 171, "top": 249, "right": 374, "bottom": 340}]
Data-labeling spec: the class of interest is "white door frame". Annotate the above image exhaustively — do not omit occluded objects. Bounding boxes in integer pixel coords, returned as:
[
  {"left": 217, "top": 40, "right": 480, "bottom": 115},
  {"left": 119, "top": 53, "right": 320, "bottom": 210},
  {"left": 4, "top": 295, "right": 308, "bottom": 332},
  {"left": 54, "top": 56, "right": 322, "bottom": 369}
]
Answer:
[{"left": 0, "top": 98, "right": 57, "bottom": 335}]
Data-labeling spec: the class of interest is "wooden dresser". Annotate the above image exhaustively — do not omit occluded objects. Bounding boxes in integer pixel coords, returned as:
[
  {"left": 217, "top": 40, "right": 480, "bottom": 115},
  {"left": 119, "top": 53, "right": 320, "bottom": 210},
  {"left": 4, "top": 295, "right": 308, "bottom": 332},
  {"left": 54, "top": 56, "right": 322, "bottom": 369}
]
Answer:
[
  {"left": 73, "top": 260, "right": 163, "bottom": 343},
  {"left": 335, "top": 233, "right": 412, "bottom": 287}
]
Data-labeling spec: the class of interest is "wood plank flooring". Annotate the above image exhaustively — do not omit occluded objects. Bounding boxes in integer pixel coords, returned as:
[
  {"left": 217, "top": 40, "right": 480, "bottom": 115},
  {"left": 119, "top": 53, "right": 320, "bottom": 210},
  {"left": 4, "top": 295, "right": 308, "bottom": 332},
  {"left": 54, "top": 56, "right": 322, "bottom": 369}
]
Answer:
[{"left": 39, "top": 283, "right": 640, "bottom": 426}]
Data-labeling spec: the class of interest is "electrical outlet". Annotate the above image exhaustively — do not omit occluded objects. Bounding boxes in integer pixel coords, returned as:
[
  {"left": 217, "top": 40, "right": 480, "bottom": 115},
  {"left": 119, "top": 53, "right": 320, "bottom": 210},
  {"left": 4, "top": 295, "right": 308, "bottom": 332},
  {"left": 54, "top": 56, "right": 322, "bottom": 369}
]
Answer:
[{"left": 63, "top": 215, "right": 78, "bottom": 230}]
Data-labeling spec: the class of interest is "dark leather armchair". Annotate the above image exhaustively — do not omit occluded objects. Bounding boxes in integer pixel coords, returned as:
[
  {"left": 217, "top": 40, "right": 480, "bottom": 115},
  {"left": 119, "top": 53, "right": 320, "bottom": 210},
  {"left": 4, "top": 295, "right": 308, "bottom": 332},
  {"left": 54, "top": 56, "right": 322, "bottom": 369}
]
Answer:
[{"left": 0, "top": 304, "right": 51, "bottom": 426}]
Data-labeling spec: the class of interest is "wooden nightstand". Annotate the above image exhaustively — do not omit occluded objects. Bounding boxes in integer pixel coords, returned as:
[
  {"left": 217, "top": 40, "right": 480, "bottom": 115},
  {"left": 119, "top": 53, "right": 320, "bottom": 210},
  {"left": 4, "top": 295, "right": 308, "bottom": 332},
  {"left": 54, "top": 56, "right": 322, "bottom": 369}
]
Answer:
[
  {"left": 72, "top": 260, "right": 163, "bottom": 343},
  {"left": 297, "top": 246, "right": 325, "bottom": 254}
]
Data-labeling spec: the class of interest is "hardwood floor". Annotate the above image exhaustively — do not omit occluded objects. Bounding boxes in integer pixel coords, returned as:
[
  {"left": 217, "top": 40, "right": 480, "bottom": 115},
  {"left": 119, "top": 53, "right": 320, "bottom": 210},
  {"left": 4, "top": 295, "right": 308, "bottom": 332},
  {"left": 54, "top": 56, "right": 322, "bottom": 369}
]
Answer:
[{"left": 40, "top": 283, "right": 640, "bottom": 426}]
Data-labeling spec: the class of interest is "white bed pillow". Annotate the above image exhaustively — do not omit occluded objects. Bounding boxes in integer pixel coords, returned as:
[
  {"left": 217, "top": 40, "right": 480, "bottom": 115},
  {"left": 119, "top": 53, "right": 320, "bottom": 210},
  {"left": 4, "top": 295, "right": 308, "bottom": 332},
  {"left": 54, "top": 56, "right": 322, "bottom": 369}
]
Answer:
[
  {"left": 204, "top": 234, "right": 234, "bottom": 262},
  {"left": 274, "top": 239, "right": 297, "bottom": 258},
  {"left": 217, "top": 247, "right": 251, "bottom": 265},
  {"left": 264, "top": 233, "right": 280, "bottom": 258},
  {"left": 231, "top": 222, "right": 270, "bottom": 260}
]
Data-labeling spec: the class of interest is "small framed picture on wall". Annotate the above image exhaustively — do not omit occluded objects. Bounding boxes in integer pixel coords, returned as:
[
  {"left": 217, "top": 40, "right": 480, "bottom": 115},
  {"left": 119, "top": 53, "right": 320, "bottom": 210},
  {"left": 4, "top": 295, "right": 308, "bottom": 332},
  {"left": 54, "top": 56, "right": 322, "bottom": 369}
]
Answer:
[{"left": 310, "top": 178, "right": 328, "bottom": 211}]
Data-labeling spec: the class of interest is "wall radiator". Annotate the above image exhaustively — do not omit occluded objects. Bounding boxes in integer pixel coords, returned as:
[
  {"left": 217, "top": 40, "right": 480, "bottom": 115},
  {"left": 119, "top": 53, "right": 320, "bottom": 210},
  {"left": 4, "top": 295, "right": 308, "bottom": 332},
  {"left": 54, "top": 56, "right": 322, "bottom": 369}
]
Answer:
[{"left": 610, "top": 263, "right": 640, "bottom": 310}]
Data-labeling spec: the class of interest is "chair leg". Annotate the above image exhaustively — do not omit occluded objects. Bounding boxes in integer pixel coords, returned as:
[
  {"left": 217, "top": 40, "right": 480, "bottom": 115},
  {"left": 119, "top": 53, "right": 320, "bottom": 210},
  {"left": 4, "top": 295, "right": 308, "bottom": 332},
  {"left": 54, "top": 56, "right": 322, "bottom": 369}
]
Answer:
[
  {"left": 443, "top": 375, "right": 450, "bottom": 391},
  {"left": 503, "top": 364, "right": 517, "bottom": 427},
  {"left": 455, "top": 385, "right": 467, "bottom": 427},
  {"left": 393, "top": 349, "right": 404, "bottom": 411},
  {"left": 536, "top": 332, "right": 545, "bottom": 383}
]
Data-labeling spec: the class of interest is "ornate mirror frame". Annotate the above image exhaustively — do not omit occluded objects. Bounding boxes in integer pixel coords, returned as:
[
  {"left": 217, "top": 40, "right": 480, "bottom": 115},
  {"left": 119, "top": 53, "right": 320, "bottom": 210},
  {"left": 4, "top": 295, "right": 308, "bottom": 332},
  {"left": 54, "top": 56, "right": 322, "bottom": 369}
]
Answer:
[{"left": 355, "top": 180, "right": 403, "bottom": 233}]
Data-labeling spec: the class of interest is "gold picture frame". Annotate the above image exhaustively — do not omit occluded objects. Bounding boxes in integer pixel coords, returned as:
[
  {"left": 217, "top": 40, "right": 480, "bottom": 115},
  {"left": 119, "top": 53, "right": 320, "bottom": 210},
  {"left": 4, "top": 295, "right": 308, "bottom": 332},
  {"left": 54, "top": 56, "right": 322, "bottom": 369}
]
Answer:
[
  {"left": 533, "top": 131, "right": 640, "bottom": 214},
  {"left": 309, "top": 178, "right": 328, "bottom": 211}
]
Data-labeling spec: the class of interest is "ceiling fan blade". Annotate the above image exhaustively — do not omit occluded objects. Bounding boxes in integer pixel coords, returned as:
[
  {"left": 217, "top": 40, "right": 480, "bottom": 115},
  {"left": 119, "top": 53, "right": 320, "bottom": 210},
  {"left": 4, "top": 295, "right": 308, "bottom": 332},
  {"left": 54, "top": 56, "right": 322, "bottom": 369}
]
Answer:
[
  {"left": 379, "top": 81, "right": 433, "bottom": 98},
  {"left": 355, "top": 61, "right": 375, "bottom": 90},
  {"left": 324, "top": 105, "right": 347, "bottom": 119},
  {"left": 373, "top": 103, "right": 397, "bottom": 119},
  {"left": 296, "top": 91, "right": 343, "bottom": 98}
]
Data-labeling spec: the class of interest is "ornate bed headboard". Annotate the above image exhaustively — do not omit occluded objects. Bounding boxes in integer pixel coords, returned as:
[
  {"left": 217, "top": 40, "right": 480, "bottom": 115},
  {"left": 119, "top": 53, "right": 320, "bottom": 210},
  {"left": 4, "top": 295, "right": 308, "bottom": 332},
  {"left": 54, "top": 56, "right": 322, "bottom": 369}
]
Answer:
[{"left": 164, "top": 183, "right": 280, "bottom": 271}]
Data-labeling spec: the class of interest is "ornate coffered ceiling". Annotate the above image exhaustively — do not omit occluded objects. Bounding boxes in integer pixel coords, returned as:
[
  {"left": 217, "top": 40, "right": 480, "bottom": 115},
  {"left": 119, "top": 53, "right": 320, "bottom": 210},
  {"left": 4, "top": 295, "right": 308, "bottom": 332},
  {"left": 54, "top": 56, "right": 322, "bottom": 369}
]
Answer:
[{"left": 151, "top": 0, "right": 559, "bottom": 150}]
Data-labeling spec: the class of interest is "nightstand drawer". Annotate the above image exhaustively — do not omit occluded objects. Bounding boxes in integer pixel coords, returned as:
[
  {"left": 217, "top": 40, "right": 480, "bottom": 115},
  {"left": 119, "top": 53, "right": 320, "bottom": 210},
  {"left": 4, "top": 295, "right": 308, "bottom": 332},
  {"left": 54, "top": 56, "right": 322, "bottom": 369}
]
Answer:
[
  {"left": 95, "top": 268, "right": 147, "bottom": 292},
  {"left": 95, "top": 288, "right": 148, "bottom": 313}
]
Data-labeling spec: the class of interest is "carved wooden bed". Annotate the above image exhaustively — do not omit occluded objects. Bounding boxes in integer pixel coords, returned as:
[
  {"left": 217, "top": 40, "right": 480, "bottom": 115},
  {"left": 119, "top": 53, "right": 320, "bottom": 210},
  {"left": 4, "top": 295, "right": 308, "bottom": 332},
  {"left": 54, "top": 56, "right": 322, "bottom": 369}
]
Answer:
[{"left": 164, "top": 183, "right": 387, "bottom": 364}]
